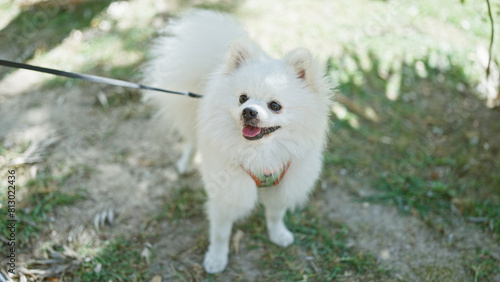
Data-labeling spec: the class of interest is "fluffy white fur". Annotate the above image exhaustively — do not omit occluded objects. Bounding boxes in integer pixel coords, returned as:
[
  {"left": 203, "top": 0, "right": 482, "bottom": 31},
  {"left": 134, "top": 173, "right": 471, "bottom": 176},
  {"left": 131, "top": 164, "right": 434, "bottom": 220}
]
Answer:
[{"left": 144, "top": 10, "right": 332, "bottom": 273}]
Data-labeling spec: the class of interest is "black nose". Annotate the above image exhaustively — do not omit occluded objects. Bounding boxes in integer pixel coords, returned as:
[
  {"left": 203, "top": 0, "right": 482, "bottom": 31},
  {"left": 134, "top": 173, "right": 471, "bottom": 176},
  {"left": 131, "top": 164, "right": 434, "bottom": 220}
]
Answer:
[{"left": 242, "top": 107, "right": 258, "bottom": 119}]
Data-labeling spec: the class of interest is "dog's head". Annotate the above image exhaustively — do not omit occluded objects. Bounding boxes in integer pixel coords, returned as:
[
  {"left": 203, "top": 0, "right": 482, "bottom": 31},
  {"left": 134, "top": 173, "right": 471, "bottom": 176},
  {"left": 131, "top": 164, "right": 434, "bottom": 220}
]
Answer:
[
  {"left": 198, "top": 38, "right": 332, "bottom": 163},
  {"left": 223, "top": 39, "right": 331, "bottom": 144}
]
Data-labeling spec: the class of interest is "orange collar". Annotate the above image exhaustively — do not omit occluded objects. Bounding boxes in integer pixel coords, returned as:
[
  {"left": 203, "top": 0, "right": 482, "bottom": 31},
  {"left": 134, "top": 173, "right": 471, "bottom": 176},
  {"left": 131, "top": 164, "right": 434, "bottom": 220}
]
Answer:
[{"left": 242, "top": 161, "right": 291, "bottom": 188}]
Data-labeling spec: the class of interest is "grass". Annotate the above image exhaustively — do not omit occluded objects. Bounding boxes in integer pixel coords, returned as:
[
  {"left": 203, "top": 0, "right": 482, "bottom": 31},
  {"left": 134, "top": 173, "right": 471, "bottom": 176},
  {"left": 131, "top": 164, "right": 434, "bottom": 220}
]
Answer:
[
  {"left": 67, "top": 236, "right": 154, "bottom": 281},
  {"left": 244, "top": 204, "right": 390, "bottom": 281},
  {"left": 471, "top": 249, "right": 500, "bottom": 282},
  {"left": 153, "top": 185, "right": 391, "bottom": 280},
  {"left": 155, "top": 185, "right": 206, "bottom": 222},
  {"left": 0, "top": 0, "right": 114, "bottom": 64},
  {"left": 320, "top": 39, "right": 500, "bottom": 241},
  {"left": 324, "top": 49, "right": 500, "bottom": 237},
  {"left": 0, "top": 166, "right": 87, "bottom": 249},
  {"left": 323, "top": 47, "right": 500, "bottom": 280}
]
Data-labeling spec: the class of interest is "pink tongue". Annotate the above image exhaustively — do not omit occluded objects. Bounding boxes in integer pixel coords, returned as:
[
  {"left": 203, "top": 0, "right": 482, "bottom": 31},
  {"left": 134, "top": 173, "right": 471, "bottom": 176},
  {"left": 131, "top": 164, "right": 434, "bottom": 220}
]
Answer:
[{"left": 242, "top": 125, "right": 261, "bottom": 137}]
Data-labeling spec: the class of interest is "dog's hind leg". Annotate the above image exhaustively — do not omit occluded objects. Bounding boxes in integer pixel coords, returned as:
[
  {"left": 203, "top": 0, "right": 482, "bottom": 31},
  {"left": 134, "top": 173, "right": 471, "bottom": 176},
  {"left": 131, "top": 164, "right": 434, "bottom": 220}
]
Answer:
[{"left": 176, "top": 142, "right": 196, "bottom": 175}]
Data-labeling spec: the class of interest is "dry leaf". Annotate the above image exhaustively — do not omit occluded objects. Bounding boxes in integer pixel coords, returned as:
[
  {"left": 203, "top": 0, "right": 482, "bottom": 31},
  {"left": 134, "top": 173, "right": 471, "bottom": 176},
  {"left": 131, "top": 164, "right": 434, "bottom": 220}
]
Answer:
[
  {"left": 94, "top": 263, "right": 102, "bottom": 274},
  {"left": 150, "top": 275, "right": 162, "bottom": 282},
  {"left": 141, "top": 243, "right": 152, "bottom": 265}
]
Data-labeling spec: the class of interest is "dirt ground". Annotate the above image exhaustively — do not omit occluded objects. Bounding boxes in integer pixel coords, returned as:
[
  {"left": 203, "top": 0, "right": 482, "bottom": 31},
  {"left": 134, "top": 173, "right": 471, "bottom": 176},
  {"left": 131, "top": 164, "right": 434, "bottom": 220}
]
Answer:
[{"left": 1, "top": 71, "right": 499, "bottom": 281}]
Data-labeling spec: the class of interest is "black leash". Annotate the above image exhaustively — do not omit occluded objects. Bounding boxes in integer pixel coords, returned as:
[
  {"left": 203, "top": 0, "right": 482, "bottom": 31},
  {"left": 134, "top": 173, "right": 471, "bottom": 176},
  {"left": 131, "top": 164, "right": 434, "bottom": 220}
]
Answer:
[{"left": 0, "top": 59, "right": 203, "bottom": 98}]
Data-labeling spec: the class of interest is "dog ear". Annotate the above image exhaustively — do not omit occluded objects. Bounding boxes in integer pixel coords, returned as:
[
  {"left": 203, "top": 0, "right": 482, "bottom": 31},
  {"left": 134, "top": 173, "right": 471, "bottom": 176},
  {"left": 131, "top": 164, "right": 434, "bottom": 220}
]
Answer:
[
  {"left": 284, "top": 48, "right": 312, "bottom": 80},
  {"left": 226, "top": 38, "right": 260, "bottom": 73},
  {"left": 284, "top": 48, "right": 321, "bottom": 90}
]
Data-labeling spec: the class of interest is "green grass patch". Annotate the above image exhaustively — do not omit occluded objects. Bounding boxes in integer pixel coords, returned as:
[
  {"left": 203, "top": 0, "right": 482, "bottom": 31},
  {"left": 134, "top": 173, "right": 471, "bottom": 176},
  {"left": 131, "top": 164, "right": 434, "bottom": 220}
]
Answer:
[
  {"left": 68, "top": 236, "right": 154, "bottom": 281},
  {"left": 155, "top": 185, "right": 206, "bottom": 222},
  {"left": 189, "top": 0, "right": 243, "bottom": 13},
  {"left": 0, "top": 0, "right": 114, "bottom": 63},
  {"left": 0, "top": 168, "right": 87, "bottom": 248},
  {"left": 156, "top": 188, "right": 389, "bottom": 280},
  {"left": 471, "top": 249, "right": 500, "bottom": 282},
  {"left": 324, "top": 44, "right": 500, "bottom": 238},
  {"left": 237, "top": 204, "right": 390, "bottom": 280}
]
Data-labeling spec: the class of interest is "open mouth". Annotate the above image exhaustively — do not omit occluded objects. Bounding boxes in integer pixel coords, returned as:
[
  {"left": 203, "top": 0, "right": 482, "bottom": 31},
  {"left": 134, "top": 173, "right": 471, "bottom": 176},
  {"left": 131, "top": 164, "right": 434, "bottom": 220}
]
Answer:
[{"left": 242, "top": 125, "right": 280, "bottom": 140}]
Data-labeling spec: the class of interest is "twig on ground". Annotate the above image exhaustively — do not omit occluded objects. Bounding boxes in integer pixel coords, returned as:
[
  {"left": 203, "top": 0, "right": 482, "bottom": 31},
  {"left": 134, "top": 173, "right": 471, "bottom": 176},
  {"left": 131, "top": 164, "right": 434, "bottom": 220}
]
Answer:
[{"left": 485, "top": 0, "right": 495, "bottom": 78}]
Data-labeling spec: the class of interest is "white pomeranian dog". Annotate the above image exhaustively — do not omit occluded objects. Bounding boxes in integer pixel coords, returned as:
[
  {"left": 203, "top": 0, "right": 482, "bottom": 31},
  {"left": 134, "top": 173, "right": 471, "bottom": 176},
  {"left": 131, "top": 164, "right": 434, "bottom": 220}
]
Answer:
[{"left": 144, "top": 10, "right": 332, "bottom": 273}]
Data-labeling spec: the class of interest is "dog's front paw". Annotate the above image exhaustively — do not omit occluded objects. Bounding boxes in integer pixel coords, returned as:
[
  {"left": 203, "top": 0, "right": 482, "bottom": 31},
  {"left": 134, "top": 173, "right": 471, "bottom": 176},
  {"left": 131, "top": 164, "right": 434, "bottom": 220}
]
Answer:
[
  {"left": 269, "top": 226, "right": 294, "bottom": 247},
  {"left": 203, "top": 250, "right": 228, "bottom": 274}
]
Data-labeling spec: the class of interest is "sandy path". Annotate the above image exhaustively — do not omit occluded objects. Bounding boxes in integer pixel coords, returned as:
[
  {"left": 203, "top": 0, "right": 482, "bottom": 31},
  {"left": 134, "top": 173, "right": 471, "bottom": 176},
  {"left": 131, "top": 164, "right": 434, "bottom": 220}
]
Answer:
[{"left": 322, "top": 180, "right": 500, "bottom": 281}]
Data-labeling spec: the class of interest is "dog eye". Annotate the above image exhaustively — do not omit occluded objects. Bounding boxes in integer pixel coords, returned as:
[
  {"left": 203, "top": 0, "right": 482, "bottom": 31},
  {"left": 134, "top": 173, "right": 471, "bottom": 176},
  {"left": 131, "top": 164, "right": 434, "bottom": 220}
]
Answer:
[
  {"left": 268, "top": 101, "right": 282, "bottom": 112},
  {"left": 239, "top": 94, "right": 249, "bottom": 104}
]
